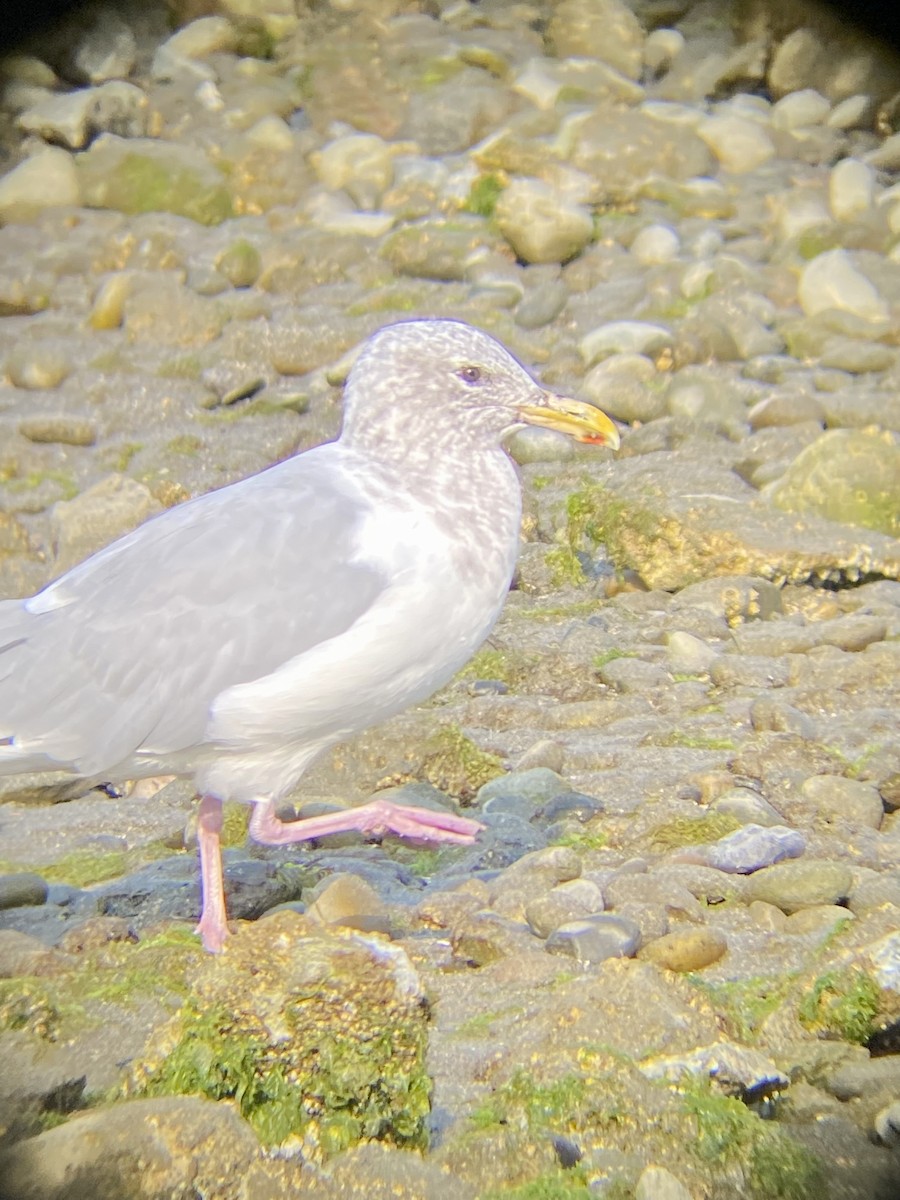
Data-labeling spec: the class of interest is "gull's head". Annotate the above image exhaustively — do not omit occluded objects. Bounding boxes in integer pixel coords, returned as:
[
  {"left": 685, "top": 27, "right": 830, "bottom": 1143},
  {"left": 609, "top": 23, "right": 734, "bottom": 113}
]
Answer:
[{"left": 342, "top": 318, "right": 620, "bottom": 454}]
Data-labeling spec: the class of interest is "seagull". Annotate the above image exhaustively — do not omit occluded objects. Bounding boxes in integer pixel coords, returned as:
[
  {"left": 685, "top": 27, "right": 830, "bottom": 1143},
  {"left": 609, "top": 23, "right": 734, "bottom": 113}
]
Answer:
[{"left": 0, "top": 319, "right": 619, "bottom": 951}]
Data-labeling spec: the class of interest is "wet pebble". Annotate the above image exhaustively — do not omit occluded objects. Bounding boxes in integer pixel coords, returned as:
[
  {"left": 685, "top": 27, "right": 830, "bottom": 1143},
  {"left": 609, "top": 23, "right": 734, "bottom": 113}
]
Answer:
[
  {"left": 18, "top": 416, "right": 97, "bottom": 446},
  {"left": 0, "top": 872, "right": 48, "bottom": 910},
  {"left": 710, "top": 787, "right": 787, "bottom": 827},
  {"left": 6, "top": 344, "right": 72, "bottom": 389},
  {"left": 701, "top": 824, "right": 806, "bottom": 873},
  {"left": 744, "top": 859, "right": 853, "bottom": 912},
  {"left": 799, "top": 774, "right": 884, "bottom": 829},
  {"left": 545, "top": 913, "right": 641, "bottom": 963},
  {"left": 638, "top": 927, "right": 727, "bottom": 972},
  {"left": 525, "top": 878, "right": 605, "bottom": 938}
]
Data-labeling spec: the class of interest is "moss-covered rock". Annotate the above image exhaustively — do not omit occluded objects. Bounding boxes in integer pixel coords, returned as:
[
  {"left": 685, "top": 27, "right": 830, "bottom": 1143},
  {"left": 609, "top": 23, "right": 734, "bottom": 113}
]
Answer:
[
  {"left": 767, "top": 429, "right": 900, "bottom": 538},
  {"left": 127, "top": 912, "right": 431, "bottom": 1156},
  {"left": 77, "top": 136, "right": 233, "bottom": 225}
]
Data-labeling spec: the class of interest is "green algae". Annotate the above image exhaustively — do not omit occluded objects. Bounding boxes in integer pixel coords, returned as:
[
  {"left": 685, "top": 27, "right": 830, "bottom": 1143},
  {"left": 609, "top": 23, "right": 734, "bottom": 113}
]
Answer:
[
  {"left": 648, "top": 812, "right": 741, "bottom": 851},
  {"left": 551, "top": 828, "right": 607, "bottom": 853},
  {"left": 0, "top": 929, "right": 199, "bottom": 1043},
  {"left": 798, "top": 968, "right": 881, "bottom": 1044},
  {"left": 682, "top": 1078, "right": 825, "bottom": 1200},
  {"left": 687, "top": 974, "right": 798, "bottom": 1044},
  {"left": 471, "top": 1070, "right": 587, "bottom": 1133},
  {"left": 420, "top": 724, "right": 504, "bottom": 798},
  {"left": 25, "top": 840, "right": 174, "bottom": 888},
  {"left": 130, "top": 920, "right": 432, "bottom": 1154},
  {"left": 544, "top": 545, "right": 586, "bottom": 587},
  {"left": 465, "top": 173, "right": 505, "bottom": 218},
  {"left": 481, "top": 1174, "right": 593, "bottom": 1199},
  {"left": 560, "top": 485, "right": 667, "bottom": 578},
  {"left": 79, "top": 152, "right": 233, "bottom": 226},
  {"left": 650, "top": 731, "right": 737, "bottom": 751}
]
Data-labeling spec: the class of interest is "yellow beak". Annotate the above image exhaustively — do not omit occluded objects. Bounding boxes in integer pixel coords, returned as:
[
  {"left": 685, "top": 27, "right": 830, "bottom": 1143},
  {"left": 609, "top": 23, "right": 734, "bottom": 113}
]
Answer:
[{"left": 517, "top": 394, "right": 621, "bottom": 449}]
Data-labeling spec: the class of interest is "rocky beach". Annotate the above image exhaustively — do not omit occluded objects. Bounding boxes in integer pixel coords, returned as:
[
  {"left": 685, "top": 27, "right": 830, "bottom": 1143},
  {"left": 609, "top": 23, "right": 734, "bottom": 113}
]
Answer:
[{"left": 0, "top": 0, "right": 899, "bottom": 1197}]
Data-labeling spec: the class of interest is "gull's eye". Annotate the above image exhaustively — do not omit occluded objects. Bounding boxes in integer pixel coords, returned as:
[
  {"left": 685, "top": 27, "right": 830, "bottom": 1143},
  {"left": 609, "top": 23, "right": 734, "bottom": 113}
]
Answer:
[{"left": 457, "top": 365, "right": 483, "bottom": 385}]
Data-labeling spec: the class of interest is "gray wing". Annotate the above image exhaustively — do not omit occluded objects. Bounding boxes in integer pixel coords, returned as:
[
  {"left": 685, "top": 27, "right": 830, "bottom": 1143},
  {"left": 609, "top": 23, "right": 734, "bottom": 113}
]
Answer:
[{"left": 0, "top": 446, "right": 386, "bottom": 777}]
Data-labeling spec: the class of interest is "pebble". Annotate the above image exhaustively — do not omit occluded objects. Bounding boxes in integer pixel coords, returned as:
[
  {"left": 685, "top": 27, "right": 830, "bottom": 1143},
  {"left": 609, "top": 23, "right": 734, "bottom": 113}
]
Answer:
[
  {"left": 771, "top": 88, "right": 831, "bottom": 130},
  {"left": 525, "top": 878, "right": 605, "bottom": 938},
  {"left": 580, "top": 353, "right": 665, "bottom": 424},
  {"left": 70, "top": 8, "right": 136, "bottom": 84},
  {"left": 696, "top": 114, "right": 775, "bottom": 173},
  {"left": 19, "top": 416, "right": 97, "bottom": 446},
  {"left": 829, "top": 158, "right": 875, "bottom": 221},
  {"left": 744, "top": 860, "right": 853, "bottom": 912},
  {"left": 638, "top": 927, "right": 728, "bottom": 972},
  {"left": 17, "top": 81, "right": 148, "bottom": 150},
  {"left": 630, "top": 224, "right": 680, "bottom": 265},
  {"left": 494, "top": 178, "right": 594, "bottom": 265},
  {"left": 702, "top": 824, "right": 806, "bottom": 874},
  {"left": 580, "top": 321, "right": 673, "bottom": 364},
  {"left": 874, "top": 1101, "right": 900, "bottom": 1148},
  {"left": 710, "top": 788, "right": 786, "bottom": 827},
  {"left": 799, "top": 775, "right": 884, "bottom": 830},
  {"left": 798, "top": 249, "right": 889, "bottom": 323},
  {"left": 6, "top": 344, "right": 72, "bottom": 390},
  {"left": 827, "top": 95, "right": 873, "bottom": 129},
  {"left": 0, "top": 147, "right": 79, "bottom": 216},
  {"left": 665, "top": 631, "right": 717, "bottom": 675},
  {"left": 548, "top": 0, "right": 645, "bottom": 79},
  {"left": 50, "top": 475, "right": 162, "bottom": 573},
  {"left": 635, "top": 1165, "right": 693, "bottom": 1200},
  {"left": 783, "top": 905, "right": 852, "bottom": 935},
  {"left": 644, "top": 30, "right": 685, "bottom": 75},
  {"left": 313, "top": 133, "right": 395, "bottom": 208},
  {"left": 545, "top": 913, "right": 641, "bottom": 963},
  {"left": 306, "top": 872, "right": 392, "bottom": 934},
  {"left": 0, "top": 872, "right": 48, "bottom": 910}
]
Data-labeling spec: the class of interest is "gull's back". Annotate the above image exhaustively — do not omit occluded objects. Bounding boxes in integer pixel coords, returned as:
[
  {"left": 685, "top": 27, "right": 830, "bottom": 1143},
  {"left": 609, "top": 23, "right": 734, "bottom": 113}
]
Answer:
[{"left": 0, "top": 445, "right": 386, "bottom": 782}]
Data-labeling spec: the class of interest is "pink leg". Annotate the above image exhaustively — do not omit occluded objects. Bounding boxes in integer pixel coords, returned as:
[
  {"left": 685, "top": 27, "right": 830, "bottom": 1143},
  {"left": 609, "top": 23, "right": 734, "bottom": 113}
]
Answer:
[
  {"left": 249, "top": 797, "right": 484, "bottom": 847},
  {"left": 195, "top": 794, "right": 229, "bottom": 953}
]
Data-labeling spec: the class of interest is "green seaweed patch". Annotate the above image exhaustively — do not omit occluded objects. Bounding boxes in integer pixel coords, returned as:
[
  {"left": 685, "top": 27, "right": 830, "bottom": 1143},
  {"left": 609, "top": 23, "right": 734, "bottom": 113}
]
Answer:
[
  {"left": 687, "top": 974, "right": 798, "bottom": 1044},
  {"left": 545, "top": 545, "right": 586, "bottom": 587},
  {"left": 521, "top": 598, "right": 606, "bottom": 621},
  {"left": 551, "top": 827, "right": 607, "bottom": 852},
  {"left": 81, "top": 153, "right": 234, "bottom": 225},
  {"left": 682, "top": 1078, "right": 825, "bottom": 1199},
  {"left": 133, "top": 988, "right": 430, "bottom": 1152},
  {"left": 0, "top": 930, "right": 198, "bottom": 1042},
  {"left": 458, "top": 648, "right": 525, "bottom": 688},
  {"left": 157, "top": 354, "right": 203, "bottom": 380},
  {"left": 33, "top": 840, "right": 173, "bottom": 888},
  {"left": 650, "top": 731, "right": 736, "bottom": 751},
  {"left": 465, "top": 173, "right": 505, "bottom": 218},
  {"left": 164, "top": 434, "right": 204, "bottom": 456},
  {"left": 420, "top": 724, "right": 504, "bottom": 799},
  {"left": 98, "top": 442, "right": 143, "bottom": 472},
  {"left": 798, "top": 969, "right": 881, "bottom": 1044},
  {"left": 472, "top": 1070, "right": 587, "bottom": 1132},
  {"left": 481, "top": 1173, "right": 593, "bottom": 1200},
  {"left": 220, "top": 801, "right": 250, "bottom": 849},
  {"left": 562, "top": 486, "right": 661, "bottom": 577},
  {"left": 648, "top": 812, "right": 741, "bottom": 852},
  {"left": 0, "top": 977, "right": 81, "bottom": 1041},
  {"left": 593, "top": 649, "right": 637, "bottom": 669},
  {"left": 3, "top": 469, "right": 78, "bottom": 500},
  {"left": 136, "top": 1001, "right": 308, "bottom": 1145}
]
